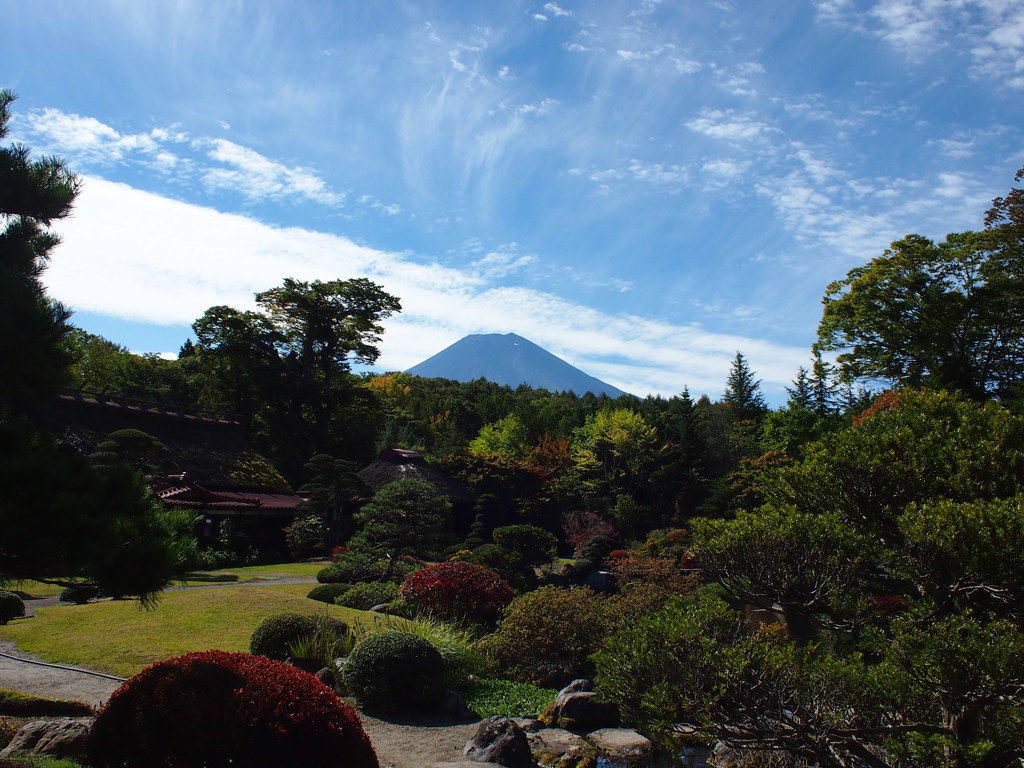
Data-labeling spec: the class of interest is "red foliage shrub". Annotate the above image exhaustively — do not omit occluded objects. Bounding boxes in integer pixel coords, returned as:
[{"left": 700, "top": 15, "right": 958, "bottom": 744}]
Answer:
[
  {"left": 562, "top": 510, "right": 618, "bottom": 557},
  {"left": 399, "top": 560, "right": 513, "bottom": 622},
  {"left": 88, "top": 650, "right": 378, "bottom": 768}
]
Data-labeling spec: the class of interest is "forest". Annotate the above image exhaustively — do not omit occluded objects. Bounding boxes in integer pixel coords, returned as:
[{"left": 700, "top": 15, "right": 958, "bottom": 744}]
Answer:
[{"left": 4, "top": 82, "right": 1024, "bottom": 767}]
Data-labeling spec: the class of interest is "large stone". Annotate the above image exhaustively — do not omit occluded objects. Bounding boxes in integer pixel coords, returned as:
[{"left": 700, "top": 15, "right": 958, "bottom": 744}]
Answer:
[
  {"left": 0, "top": 717, "right": 91, "bottom": 762},
  {"left": 527, "top": 728, "right": 585, "bottom": 756},
  {"left": 543, "top": 681, "right": 619, "bottom": 733},
  {"left": 588, "top": 728, "right": 654, "bottom": 763},
  {"left": 464, "top": 715, "right": 534, "bottom": 768}
]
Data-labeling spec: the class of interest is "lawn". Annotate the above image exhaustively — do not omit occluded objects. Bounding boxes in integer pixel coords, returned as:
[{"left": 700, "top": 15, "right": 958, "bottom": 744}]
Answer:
[{"left": 0, "top": 582, "right": 372, "bottom": 678}]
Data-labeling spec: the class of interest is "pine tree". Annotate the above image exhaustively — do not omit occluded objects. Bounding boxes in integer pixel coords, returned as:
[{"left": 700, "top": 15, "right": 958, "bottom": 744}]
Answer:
[
  {"left": 722, "top": 352, "right": 766, "bottom": 421},
  {"left": 0, "top": 90, "right": 81, "bottom": 412}
]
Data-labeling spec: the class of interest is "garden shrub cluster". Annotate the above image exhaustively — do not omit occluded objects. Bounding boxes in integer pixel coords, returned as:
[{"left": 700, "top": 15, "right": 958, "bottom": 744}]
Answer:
[
  {"left": 335, "top": 581, "right": 399, "bottom": 610},
  {"left": 249, "top": 613, "right": 348, "bottom": 662},
  {"left": 307, "top": 583, "right": 351, "bottom": 604},
  {"left": 88, "top": 650, "right": 378, "bottom": 768},
  {"left": 59, "top": 585, "right": 99, "bottom": 605},
  {"left": 460, "top": 678, "right": 558, "bottom": 719},
  {"left": 316, "top": 550, "right": 418, "bottom": 585},
  {"left": 477, "top": 585, "right": 618, "bottom": 687},
  {"left": 399, "top": 561, "right": 513, "bottom": 623},
  {"left": 0, "top": 590, "right": 24, "bottom": 624},
  {"left": 341, "top": 630, "right": 446, "bottom": 712}
]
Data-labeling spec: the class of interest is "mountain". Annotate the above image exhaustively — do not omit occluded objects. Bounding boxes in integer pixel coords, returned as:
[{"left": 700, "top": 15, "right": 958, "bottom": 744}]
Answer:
[{"left": 405, "top": 333, "right": 628, "bottom": 398}]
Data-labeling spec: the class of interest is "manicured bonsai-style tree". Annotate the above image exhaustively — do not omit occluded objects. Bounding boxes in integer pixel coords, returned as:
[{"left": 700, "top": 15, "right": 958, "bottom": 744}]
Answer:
[
  {"left": 399, "top": 560, "right": 513, "bottom": 623},
  {"left": 88, "top": 650, "right": 378, "bottom": 768}
]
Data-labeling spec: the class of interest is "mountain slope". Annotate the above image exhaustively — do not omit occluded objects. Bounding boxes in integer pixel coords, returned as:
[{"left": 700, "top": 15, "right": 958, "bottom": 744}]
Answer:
[{"left": 406, "top": 333, "right": 628, "bottom": 398}]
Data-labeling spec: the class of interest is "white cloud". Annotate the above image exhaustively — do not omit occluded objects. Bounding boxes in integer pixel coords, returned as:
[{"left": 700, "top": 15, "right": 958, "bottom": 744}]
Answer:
[
  {"left": 543, "top": 2, "right": 573, "bottom": 17},
  {"left": 686, "top": 108, "right": 776, "bottom": 142},
  {"left": 199, "top": 138, "right": 344, "bottom": 206},
  {"left": 817, "top": 0, "right": 1024, "bottom": 85},
  {"left": 47, "top": 178, "right": 806, "bottom": 398}
]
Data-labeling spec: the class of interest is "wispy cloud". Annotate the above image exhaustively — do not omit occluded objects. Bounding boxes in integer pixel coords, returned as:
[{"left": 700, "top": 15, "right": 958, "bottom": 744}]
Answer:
[
  {"left": 13, "top": 109, "right": 407, "bottom": 215},
  {"left": 816, "top": 0, "right": 1024, "bottom": 86}
]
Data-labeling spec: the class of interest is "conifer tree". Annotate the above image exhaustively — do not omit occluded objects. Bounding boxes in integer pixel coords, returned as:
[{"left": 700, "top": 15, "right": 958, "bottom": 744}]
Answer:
[{"left": 0, "top": 90, "right": 80, "bottom": 412}]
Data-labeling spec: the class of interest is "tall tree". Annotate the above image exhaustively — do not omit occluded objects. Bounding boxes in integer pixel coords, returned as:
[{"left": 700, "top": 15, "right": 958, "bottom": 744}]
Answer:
[
  {"left": 0, "top": 90, "right": 80, "bottom": 412},
  {"left": 722, "top": 352, "right": 766, "bottom": 421},
  {"left": 192, "top": 278, "right": 400, "bottom": 476},
  {"left": 0, "top": 93, "right": 199, "bottom": 604},
  {"left": 817, "top": 171, "right": 1024, "bottom": 399}
]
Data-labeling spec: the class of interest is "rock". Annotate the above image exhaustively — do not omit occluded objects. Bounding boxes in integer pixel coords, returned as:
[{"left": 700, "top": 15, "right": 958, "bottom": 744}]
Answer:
[
  {"left": 542, "top": 681, "right": 619, "bottom": 733},
  {"left": 426, "top": 763, "right": 507, "bottom": 768},
  {"left": 369, "top": 603, "right": 392, "bottom": 613},
  {"left": 512, "top": 717, "right": 544, "bottom": 733},
  {"left": 528, "top": 727, "right": 585, "bottom": 756},
  {"left": 588, "top": 728, "right": 653, "bottom": 763},
  {"left": 582, "top": 570, "right": 614, "bottom": 592},
  {"left": 464, "top": 715, "right": 534, "bottom": 768},
  {"left": 0, "top": 718, "right": 91, "bottom": 762},
  {"left": 554, "top": 679, "right": 593, "bottom": 706}
]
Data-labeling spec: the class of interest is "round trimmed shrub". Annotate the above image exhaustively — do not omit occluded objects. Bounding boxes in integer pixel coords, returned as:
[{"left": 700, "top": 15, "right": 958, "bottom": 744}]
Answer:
[
  {"left": 0, "top": 590, "right": 25, "bottom": 625},
  {"left": 335, "top": 581, "right": 399, "bottom": 611},
  {"left": 250, "top": 613, "right": 315, "bottom": 660},
  {"left": 249, "top": 613, "right": 347, "bottom": 661},
  {"left": 399, "top": 561, "right": 513, "bottom": 623},
  {"left": 60, "top": 585, "right": 99, "bottom": 605},
  {"left": 88, "top": 650, "right": 378, "bottom": 768},
  {"left": 342, "top": 630, "right": 446, "bottom": 712},
  {"left": 307, "top": 584, "right": 351, "bottom": 604}
]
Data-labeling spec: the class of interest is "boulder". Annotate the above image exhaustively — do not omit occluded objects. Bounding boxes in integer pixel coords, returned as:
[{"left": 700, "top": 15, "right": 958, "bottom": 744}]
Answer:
[
  {"left": 542, "top": 679, "right": 619, "bottom": 733},
  {"left": 588, "top": 728, "right": 654, "bottom": 764},
  {"left": 527, "top": 727, "right": 585, "bottom": 756},
  {"left": 0, "top": 718, "right": 91, "bottom": 762},
  {"left": 464, "top": 715, "right": 534, "bottom": 768}
]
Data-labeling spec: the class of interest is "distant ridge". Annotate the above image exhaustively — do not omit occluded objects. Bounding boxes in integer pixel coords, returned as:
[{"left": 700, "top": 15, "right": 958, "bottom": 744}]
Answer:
[{"left": 406, "top": 333, "right": 628, "bottom": 398}]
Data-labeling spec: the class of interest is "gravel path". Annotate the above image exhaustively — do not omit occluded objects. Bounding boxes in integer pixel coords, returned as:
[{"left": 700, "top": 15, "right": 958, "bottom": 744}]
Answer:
[{"left": 1, "top": 592, "right": 481, "bottom": 768}]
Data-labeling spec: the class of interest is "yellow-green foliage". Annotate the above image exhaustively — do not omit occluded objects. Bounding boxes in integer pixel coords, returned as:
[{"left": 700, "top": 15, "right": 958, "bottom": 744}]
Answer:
[
  {"left": 226, "top": 451, "right": 292, "bottom": 492},
  {"left": 0, "top": 584, "right": 365, "bottom": 678}
]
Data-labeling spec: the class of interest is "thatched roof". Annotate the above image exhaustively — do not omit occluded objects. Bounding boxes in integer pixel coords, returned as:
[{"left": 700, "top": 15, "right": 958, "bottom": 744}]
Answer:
[{"left": 358, "top": 449, "right": 476, "bottom": 505}]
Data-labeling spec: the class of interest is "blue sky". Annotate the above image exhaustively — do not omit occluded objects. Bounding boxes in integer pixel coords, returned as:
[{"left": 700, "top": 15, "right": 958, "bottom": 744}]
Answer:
[{"left": 3, "top": 0, "right": 1022, "bottom": 403}]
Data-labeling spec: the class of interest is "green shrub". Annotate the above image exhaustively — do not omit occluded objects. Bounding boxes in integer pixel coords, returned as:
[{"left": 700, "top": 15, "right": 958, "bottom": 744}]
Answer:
[
  {"left": 88, "top": 650, "right": 377, "bottom": 768},
  {"left": 0, "top": 590, "right": 25, "bottom": 624},
  {"left": 307, "top": 584, "right": 351, "bottom": 604},
  {"left": 476, "top": 585, "right": 617, "bottom": 687},
  {"left": 249, "top": 613, "right": 348, "bottom": 662},
  {"left": 59, "top": 585, "right": 99, "bottom": 605},
  {"left": 461, "top": 678, "right": 558, "bottom": 719},
  {"left": 342, "top": 630, "right": 446, "bottom": 712},
  {"left": 335, "top": 581, "right": 399, "bottom": 610},
  {"left": 316, "top": 551, "right": 418, "bottom": 584},
  {"left": 392, "top": 616, "right": 484, "bottom": 689}
]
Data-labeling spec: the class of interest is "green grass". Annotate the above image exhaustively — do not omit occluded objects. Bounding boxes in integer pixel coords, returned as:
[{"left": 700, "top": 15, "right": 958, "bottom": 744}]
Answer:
[
  {"left": 181, "top": 560, "right": 327, "bottom": 586},
  {"left": 0, "top": 581, "right": 63, "bottom": 598},
  {"left": 0, "top": 583, "right": 368, "bottom": 678},
  {"left": 461, "top": 678, "right": 558, "bottom": 719},
  {"left": 2, "top": 758, "right": 87, "bottom": 768}
]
